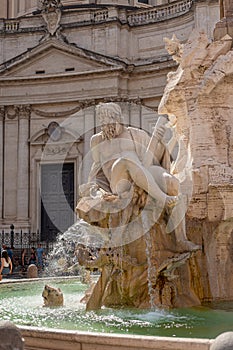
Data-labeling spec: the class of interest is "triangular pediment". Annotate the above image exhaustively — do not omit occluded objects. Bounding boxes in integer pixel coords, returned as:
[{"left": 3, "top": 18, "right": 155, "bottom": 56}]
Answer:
[{"left": 0, "top": 38, "right": 125, "bottom": 78}]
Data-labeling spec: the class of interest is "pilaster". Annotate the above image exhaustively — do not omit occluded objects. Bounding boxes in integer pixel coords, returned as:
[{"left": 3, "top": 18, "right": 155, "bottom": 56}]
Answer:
[
  {"left": 16, "top": 105, "right": 31, "bottom": 225},
  {"left": 0, "top": 0, "right": 8, "bottom": 18},
  {"left": 0, "top": 107, "right": 5, "bottom": 224},
  {"left": 18, "top": 0, "right": 26, "bottom": 17},
  {"left": 3, "top": 106, "right": 18, "bottom": 222}
]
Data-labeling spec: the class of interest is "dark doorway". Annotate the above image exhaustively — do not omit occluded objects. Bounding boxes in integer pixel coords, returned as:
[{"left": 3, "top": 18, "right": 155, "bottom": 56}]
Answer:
[{"left": 40, "top": 163, "right": 74, "bottom": 241}]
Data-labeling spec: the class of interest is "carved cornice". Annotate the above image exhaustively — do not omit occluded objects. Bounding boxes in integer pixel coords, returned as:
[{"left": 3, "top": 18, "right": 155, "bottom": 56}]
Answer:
[{"left": 32, "top": 98, "right": 142, "bottom": 117}]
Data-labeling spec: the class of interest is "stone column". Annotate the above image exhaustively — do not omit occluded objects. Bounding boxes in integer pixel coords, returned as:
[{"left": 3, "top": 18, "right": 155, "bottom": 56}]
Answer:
[
  {"left": 25, "top": 0, "right": 38, "bottom": 14},
  {"left": 18, "top": 0, "right": 26, "bottom": 16},
  {"left": 0, "top": 107, "right": 4, "bottom": 223},
  {"left": 10, "top": 0, "right": 20, "bottom": 18},
  {"left": 4, "top": 106, "right": 19, "bottom": 222},
  {"left": 0, "top": 0, "right": 8, "bottom": 18},
  {"left": 16, "top": 105, "right": 31, "bottom": 225}
]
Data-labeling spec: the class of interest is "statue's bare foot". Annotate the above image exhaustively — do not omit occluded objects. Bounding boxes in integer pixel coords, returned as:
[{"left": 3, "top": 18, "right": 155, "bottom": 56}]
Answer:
[
  {"left": 177, "top": 240, "right": 202, "bottom": 253},
  {"left": 103, "top": 193, "right": 119, "bottom": 202},
  {"left": 165, "top": 195, "right": 179, "bottom": 208}
]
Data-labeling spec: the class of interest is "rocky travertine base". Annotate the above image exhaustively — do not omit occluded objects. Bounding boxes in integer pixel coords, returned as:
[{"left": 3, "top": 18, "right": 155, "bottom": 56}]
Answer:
[
  {"left": 159, "top": 28, "right": 233, "bottom": 302},
  {"left": 76, "top": 188, "right": 201, "bottom": 310},
  {"left": 76, "top": 22, "right": 233, "bottom": 309}
]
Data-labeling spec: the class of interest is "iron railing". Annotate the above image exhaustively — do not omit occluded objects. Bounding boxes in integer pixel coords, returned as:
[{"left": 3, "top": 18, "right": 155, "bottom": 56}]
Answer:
[{"left": 0, "top": 225, "right": 55, "bottom": 252}]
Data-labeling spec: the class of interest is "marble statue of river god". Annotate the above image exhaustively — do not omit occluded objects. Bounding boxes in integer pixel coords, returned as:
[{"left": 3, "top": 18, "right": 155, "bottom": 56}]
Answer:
[{"left": 76, "top": 102, "right": 201, "bottom": 311}]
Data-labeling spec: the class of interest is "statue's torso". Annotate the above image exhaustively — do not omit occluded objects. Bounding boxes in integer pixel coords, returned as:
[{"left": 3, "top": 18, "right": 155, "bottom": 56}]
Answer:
[{"left": 98, "top": 128, "right": 140, "bottom": 181}]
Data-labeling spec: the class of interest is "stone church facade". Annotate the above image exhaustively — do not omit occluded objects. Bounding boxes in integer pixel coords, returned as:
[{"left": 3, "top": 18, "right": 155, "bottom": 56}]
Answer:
[{"left": 0, "top": 0, "right": 219, "bottom": 241}]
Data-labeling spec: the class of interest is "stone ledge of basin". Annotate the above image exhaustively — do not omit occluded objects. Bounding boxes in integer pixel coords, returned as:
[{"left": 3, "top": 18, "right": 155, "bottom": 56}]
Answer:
[
  {"left": 19, "top": 325, "right": 213, "bottom": 350},
  {"left": 0, "top": 275, "right": 84, "bottom": 284}
]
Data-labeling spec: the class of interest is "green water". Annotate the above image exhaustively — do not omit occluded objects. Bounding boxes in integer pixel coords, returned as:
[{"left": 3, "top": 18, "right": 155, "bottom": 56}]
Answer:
[{"left": 0, "top": 279, "right": 232, "bottom": 339}]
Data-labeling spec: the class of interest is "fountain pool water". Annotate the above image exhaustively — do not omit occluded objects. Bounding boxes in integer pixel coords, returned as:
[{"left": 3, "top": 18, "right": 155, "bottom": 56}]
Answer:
[{"left": 0, "top": 278, "right": 233, "bottom": 339}]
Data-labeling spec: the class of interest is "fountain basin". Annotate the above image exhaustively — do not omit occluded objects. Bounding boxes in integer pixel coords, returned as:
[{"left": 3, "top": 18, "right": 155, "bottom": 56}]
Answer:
[
  {"left": 20, "top": 326, "right": 212, "bottom": 350},
  {"left": 1, "top": 277, "right": 232, "bottom": 350}
]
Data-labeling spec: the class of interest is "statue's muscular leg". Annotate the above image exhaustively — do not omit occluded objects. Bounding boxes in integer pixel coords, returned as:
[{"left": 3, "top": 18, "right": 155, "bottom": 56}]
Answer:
[
  {"left": 149, "top": 166, "right": 201, "bottom": 251},
  {"left": 110, "top": 158, "right": 200, "bottom": 251},
  {"left": 110, "top": 157, "right": 178, "bottom": 207},
  {"left": 148, "top": 165, "right": 179, "bottom": 196}
]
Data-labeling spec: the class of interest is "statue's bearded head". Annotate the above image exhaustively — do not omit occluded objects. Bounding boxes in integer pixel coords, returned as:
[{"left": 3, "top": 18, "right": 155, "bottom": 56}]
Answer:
[{"left": 96, "top": 103, "right": 124, "bottom": 140}]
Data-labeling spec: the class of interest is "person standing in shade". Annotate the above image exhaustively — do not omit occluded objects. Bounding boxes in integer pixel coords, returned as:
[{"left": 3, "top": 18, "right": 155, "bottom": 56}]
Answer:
[
  {"left": 36, "top": 244, "right": 45, "bottom": 272},
  {"left": 0, "top": 250, "right": 13, "bottom": 277},
  {"left": 21, "top": 248, "right": 28, "bottom": 272},
  {"left": 28, "top": 247, "right": 37, "bottom": 265},
  {"left": 7, "top": 247, "right": 13, "bottom": 261}
]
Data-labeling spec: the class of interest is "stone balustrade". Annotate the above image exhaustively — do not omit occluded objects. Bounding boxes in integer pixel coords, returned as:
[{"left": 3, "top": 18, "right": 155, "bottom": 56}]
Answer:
[
  {"left": 127, "top": 0, "right": 193, "bottom": 25},
  {"left": 4, "top": 20, "right": 19, "bottom": 31},
  {"left": 91, "top": 10, "right": 109, "bottom": 22},
  {"left": 1, "top": 0, "right": 193, "bottom": 33}
]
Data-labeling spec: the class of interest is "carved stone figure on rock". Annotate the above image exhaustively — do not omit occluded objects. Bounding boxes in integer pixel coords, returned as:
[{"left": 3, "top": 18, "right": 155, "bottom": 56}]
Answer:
[
  {"left": 89, "top": 102, "right": 178, "bottom": 207},
  {"left": 76, "top": 102, "right": 201, "bottom": 310},
  {"left": 164, "top": 34, "right": 183, "bottom": 64},
  {"left": 42, "top": 284, "right": 64, "bottom": 307},
  {"left": 78, "top": 102, "right": 199, "bottom": 251}
]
